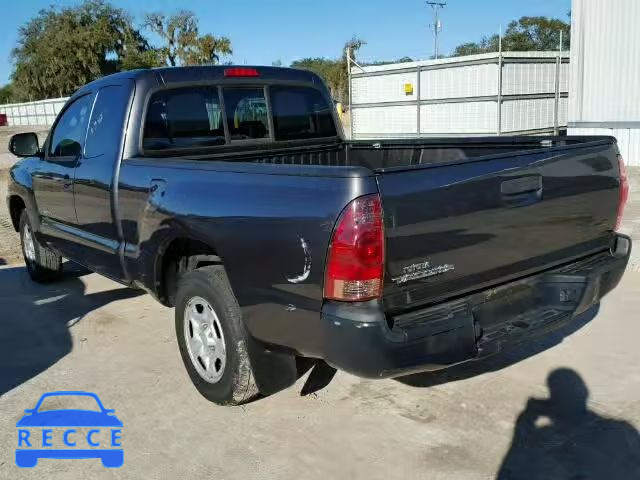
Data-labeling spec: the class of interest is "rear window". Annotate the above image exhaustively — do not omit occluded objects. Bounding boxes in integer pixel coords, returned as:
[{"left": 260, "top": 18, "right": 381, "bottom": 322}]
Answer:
[
  {"left": 143, "top": 87, "right": 225, "bottom": 150},
  {"left": 142, "top": 84, "right": 336, "bottom": 152},
  {"left": 271, "top": 86, "right": 336, "bottom": 140},
  {"left": 222, "top": 88, "right": 270, "bottom": 141}
]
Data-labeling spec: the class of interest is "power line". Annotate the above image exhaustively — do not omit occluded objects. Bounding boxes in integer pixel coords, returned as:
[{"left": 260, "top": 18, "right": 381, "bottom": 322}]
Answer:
[{"left": 426, "top": 1, "right": 446, "bottom": 58}]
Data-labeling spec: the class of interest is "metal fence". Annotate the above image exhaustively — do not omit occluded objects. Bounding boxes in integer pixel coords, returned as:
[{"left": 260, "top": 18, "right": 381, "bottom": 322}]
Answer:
[
  {"left": 0, "top": 97, "right": 68, "bottom": 126},
  {"left": 348, "top": 51, "right": 570, "bottom": 140}
]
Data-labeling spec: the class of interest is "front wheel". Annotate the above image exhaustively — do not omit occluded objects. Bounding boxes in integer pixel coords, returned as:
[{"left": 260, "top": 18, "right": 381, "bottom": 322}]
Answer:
[
  {"left": 175, "top": 265, "right": 259, "bottom": 405},
  {"left": 19, "top": 211, "right": 62, "bottom": 283}
]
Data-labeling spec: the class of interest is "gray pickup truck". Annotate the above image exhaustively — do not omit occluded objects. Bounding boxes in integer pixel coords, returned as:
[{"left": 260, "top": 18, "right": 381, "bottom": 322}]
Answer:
[{"left": 7, "top": 66, "right": 631, "bottom": 405}]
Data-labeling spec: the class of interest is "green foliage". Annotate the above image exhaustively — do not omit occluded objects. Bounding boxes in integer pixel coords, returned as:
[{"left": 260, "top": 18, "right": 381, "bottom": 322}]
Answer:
[
  {"left": 144, "top": 11, "right": 232, "bottom": 67},
  {"left": 452, "top": 16, "right": 570, "bottom": 57},
  {"left": 10, "top": 1, "right": 233, "bottom": 101},
  {"left": 184, "top": 34, "right": 233, "bottom": 66},
  {"left": 0, "top": 84, "right": 13, "bottom": 103},
  {"left": 291, "top": 37, "right": 365, "bottom": 103},
  {"left": 10, "top": 0, "right": 162, "bottom": 101},
  {"left": 366, "top": 56, "right": 414, "bottom": 66}
]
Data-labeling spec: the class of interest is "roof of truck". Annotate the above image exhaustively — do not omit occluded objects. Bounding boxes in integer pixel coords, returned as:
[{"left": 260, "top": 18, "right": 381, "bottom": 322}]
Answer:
[{"left": 75, "top": 65, "right": 324, "bottom": 97}]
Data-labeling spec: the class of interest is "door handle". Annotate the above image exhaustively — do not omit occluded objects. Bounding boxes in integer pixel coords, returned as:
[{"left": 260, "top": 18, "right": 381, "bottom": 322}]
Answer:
[{"left": 63, "top": 174, "right": 72, "bottom": 191}]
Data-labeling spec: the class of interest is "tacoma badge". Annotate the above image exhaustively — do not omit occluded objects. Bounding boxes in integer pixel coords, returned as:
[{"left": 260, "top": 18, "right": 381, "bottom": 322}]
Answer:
[{"left": 391, "top": 260, "right": 455, "bottom": 285}]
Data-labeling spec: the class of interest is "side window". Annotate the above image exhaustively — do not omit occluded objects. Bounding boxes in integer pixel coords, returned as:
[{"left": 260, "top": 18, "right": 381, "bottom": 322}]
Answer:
[
  {"left": 143, "top": 87, "right": 225, "bottom": 150},
  {"left": 49, "top": 94, "right": 94, "bottom": 157},
  {"left": 222, "top": 88, "right": 270, "bottom": 141},
  {"left": 271, "top": 86, "right": 336, "bottom": 141},
  {"left": 85, "top": 84, "right": 131, "bottom": 159}
]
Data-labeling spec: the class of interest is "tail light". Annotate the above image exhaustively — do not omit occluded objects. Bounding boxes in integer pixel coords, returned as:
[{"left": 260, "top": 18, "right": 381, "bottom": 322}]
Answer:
[
  {"left": 324, "top": 194, "right": 384, "bottom": 302},
  {"left": 224, "top": 67, "right": 259, "bottom": 77},
  {"left": 615, "top": 154, "right": 629, "bottom": 231}
]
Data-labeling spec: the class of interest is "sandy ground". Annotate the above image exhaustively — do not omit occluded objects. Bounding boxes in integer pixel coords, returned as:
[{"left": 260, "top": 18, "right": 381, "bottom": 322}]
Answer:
[{"left": 0, "top": 265, "right": 638, "bottom": 479}]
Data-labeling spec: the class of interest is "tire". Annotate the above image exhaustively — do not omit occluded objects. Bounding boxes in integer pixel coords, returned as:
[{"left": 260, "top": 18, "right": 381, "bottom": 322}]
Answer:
[
  {"left": 175, "top": 265, "right": 259, "bottom": 405},
  {"left": 19, "top": 210, "right": 62, "bottom": 283}
]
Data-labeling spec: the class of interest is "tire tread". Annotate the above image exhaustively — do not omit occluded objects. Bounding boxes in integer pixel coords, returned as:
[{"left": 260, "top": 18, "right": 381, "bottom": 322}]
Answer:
[{"left": 175, "top": 265, "right": 259, "bottom": 405}]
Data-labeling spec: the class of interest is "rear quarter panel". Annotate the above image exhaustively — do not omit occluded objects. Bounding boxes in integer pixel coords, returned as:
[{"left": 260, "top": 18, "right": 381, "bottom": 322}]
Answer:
[{"left": 117, "top": 159, "right": 376, "bottom": 354}]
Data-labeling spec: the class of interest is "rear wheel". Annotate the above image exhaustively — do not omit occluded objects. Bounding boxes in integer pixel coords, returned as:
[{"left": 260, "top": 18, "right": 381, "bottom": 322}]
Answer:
[
  {"left": 175, "top": 265, "right": 259, "bottom": 405},
  {"left": 19, "top": 211, "right": 62, "bottom": 283}
]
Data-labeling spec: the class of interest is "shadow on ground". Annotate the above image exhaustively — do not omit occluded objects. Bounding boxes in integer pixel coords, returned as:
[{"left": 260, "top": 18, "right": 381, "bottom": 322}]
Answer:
[
  {"left": 497, "top": 368, "right": 640, "bottom": 479},
  {"left": 396, "top": 304, "right": 599, "bottom": 389},
  {"left": 0, "top": 263, "right": 142, "bottom": 395}
]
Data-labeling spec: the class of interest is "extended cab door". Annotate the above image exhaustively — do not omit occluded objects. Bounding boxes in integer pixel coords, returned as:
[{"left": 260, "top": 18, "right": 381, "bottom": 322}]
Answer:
[
  {"left": 71, "top": 82, "right": 134, "bottom": 281},
  {"left": 34, "top": 93, "right": 94, "bottom": 257}
]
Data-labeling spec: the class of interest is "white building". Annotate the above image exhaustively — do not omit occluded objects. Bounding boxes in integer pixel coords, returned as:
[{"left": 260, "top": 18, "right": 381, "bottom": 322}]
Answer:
[{"left": 568, "top": 0, "right": 640, "bottom": 166}]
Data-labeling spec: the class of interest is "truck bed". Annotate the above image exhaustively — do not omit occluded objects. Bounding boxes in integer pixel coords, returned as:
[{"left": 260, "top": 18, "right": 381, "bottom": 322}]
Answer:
[
  {"left": 177, "top": 135, "right": 620, "bottom": 314},
  {"left": 177, "top": 136, "right": 612, "bottom": 171}
]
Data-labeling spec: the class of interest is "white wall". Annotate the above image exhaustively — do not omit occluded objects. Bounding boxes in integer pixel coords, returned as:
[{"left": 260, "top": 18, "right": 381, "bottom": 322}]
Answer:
[
  {"left": 0, "top": 98, "right": 68, "bottom": 126},
  {"left": 571, "top": 127, "right": 640, "bottom": 167},
  {"left": 568, "top": 0, "right": 640, "bottom": 165},
  {"left": 569, "top": 0, "right": 640, "bottom": 123}
]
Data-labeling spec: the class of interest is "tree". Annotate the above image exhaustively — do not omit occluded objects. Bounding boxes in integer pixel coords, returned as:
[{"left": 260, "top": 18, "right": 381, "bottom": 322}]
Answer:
[
  {"left": 0, "top": 84, "right": 13, "bottom": 103},
  {"left": 144, "top": 11, "right": 232, "bottom": 67},
  {"left": 184, "top": 34, "right": 232, "bottom": 66},
  {"left": 11, "top": 0, "right": 159, "bottom": 101},
  {"left": 366, "top": 56, "right": 414, "bottom": 66},
  {"left": 291, "top": 36, "right": 366, "bottom": 103},
  {"left": 452, "top": 16, "right": 570, "bottom": 56}
]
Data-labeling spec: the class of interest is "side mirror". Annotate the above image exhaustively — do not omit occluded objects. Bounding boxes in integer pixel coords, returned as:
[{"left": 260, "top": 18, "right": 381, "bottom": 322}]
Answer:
[
  {"left": 9, "top": 132, "right": 40, "bottom": 157},
  {"left": 104, "top": 409, "right": 115, "bottom": 414},
  {"left": 23, "top": 409, "right": 34, "bottom": 414}
]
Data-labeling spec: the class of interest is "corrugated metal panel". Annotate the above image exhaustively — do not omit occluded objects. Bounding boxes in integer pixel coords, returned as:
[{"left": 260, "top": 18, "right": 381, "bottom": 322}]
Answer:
[
  {"left": 569, "top": 127, "right": 640, "bottom": 167},
  {"left": 357, "top": 51, "right": 567, "bottom": 74},
  {"left": 569, "top": 0, "right": 640, "bottom": 123},
  {"left": 502, "top": 62, "right": 568, "bottom": 95},
  {"left": 420, "top": 63, "right": 497, "bottom": 99},
  {"left": 351, "top": 51, "right": 568, "bottom": 138},
  {"left": 352, "top": 105, "right": 417, "bottom": 137},
  {"left": 352, "top": 72, "right": 418, "bottom": 104},
  {"left": 502, "top": 98, "right": 568, "bottom": 132},
  {"left": 420, "top": 102, "right": 497, "bottom": 134}
]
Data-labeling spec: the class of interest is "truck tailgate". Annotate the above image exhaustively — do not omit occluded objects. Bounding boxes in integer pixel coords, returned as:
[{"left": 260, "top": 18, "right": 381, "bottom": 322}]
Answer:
[{"left": 377, "top": 140, "right": 620, "bottom": 313}]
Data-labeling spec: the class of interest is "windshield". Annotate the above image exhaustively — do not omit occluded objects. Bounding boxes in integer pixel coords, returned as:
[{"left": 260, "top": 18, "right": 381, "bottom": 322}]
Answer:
[{"left": 36, "top": 394, "right": 102, "bottom": 412}]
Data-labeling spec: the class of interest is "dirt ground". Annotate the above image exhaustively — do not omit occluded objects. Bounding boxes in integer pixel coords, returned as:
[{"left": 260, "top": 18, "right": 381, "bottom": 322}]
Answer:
[{"left": 0, "top": 263, "right": 638, "bottom": 479}]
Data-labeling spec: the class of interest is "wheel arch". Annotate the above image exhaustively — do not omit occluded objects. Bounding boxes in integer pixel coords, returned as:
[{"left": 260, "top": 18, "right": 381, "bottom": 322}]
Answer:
[
  {"left": 154, "top": 236, "right": 223, "bottom": 307},
  {"left": 8, "top": 195, "right": 26, "bottom": 232}
]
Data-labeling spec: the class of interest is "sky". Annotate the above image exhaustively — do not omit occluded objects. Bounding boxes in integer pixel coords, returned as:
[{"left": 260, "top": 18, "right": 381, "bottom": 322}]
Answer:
[{"left": 0, "top": 0, "right": 572, "bottom": 86}]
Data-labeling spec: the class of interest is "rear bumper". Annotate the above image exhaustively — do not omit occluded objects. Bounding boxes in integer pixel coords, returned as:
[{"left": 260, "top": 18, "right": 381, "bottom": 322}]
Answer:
[{"left": 319, "top": 234, "right": 631, "bottom": 378}]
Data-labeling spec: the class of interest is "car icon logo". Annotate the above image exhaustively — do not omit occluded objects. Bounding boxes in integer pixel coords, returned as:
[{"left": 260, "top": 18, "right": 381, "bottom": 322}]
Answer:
[{"left": 16, "top": 391, "right": 123, "bottom": 468}]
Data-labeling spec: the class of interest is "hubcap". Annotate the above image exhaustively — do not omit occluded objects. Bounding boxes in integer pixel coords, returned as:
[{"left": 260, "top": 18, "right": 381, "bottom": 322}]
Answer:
[
  {"left": 23, "top": 224, "right": 36, "bottom": 262},
  {"left": 183, "top": 296, "right": 227, "bottom": 383}
]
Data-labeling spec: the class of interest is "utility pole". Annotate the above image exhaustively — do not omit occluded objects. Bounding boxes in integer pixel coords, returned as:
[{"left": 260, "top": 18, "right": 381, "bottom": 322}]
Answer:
[{"left": 426, "top": 1, "right": 446, "bottom": 59}]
